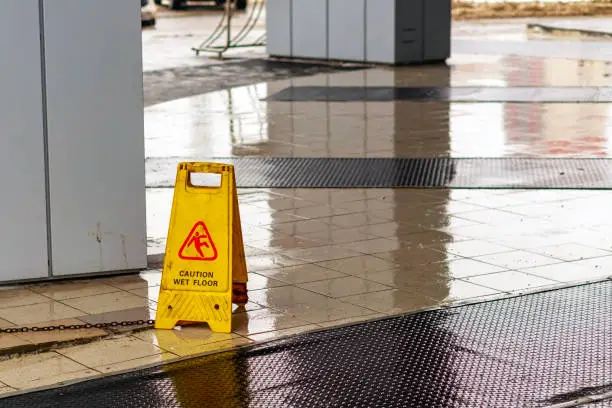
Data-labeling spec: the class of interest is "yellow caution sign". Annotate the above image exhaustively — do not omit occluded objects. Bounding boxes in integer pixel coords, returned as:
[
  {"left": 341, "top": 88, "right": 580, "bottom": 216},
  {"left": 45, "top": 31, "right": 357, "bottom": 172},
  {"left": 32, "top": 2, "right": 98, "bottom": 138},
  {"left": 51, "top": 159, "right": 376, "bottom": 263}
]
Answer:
[{"left": 155, "top": 162, "right": 248, "bottom": 333}]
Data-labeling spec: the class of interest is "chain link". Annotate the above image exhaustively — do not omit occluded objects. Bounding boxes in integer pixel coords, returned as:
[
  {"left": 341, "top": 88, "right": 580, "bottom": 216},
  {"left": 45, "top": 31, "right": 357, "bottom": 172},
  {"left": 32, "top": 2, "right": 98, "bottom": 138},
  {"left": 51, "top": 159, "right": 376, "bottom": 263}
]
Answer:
[{"left": 0, "top": 320, "right": 155, "bottom": 334}]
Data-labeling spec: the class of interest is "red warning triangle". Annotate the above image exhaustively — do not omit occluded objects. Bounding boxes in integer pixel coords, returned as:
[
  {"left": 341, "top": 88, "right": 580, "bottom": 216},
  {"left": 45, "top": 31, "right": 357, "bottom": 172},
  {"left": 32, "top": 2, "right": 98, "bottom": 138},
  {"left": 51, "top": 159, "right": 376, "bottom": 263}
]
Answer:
[{"left": 178, "top": 221, "right": 218, "bottom": 261}]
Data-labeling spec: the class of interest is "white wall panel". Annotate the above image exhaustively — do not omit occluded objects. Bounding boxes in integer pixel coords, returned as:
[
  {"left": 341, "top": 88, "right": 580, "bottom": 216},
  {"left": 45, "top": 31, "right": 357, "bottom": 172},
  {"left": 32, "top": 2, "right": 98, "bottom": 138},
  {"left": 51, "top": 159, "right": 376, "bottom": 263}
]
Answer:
[
  {"left": 0, "top": 1, "right": 49, "bottom": 282},
  {"left": 329, "top": 0, "right": 365, "bottom": 61},
  {"left": 292, "top": 0, "right": 328, "bottom": 59},
  {"left": 266, "top": 0, "right": 292, "bottom": 56},
  {"left": 43, "top": 0, "right": 147, "bottom": 275}
]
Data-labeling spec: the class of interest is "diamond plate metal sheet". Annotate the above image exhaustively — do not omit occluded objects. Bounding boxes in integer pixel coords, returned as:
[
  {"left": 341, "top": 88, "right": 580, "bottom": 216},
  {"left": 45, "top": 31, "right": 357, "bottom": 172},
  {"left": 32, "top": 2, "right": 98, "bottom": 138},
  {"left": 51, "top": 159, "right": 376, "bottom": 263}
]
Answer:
[
  {"left": 3, "top": 280, "right": 611, "bottom": 408},
  {"left": 264, "top": 86, "right": 612, "bottom": 102},
  {"left": 146, "top": 157, "right": 612, "bottom": 189}
]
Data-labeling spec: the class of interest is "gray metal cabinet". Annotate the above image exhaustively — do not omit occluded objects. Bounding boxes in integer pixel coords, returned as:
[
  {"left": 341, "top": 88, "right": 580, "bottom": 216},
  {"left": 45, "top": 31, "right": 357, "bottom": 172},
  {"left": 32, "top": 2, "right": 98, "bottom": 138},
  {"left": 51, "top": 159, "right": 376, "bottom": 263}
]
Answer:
[{"left": 266, "top": 0, "right": 451, "bottom": 65}]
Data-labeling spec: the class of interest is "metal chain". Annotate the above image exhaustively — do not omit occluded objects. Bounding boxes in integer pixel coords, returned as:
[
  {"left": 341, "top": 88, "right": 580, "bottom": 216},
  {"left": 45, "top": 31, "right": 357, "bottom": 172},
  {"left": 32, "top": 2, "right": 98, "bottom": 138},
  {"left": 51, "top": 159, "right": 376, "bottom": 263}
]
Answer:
[{"left": 0, "top": 320, "right": 155, "bottom": 334}]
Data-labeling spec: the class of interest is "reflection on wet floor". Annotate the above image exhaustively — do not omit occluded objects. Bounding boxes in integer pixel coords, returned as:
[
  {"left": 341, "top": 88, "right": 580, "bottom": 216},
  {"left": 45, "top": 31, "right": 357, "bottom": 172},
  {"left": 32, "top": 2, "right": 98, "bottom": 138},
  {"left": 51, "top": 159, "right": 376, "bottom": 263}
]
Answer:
[
  {"left": 3, "top": 186, "right": 612, "bottom": 393},
  {"left": 145, "top": 55, "right": 612, "bottom": 162}
]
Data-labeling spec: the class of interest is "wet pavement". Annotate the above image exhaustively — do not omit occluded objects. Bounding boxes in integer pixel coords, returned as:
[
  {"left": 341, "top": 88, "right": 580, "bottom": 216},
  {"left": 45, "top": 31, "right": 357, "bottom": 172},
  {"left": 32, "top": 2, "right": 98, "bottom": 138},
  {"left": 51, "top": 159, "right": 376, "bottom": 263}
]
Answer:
[
  {"left": 144, "top": 60, "right": 364, "bottom": 107},
  {"left": 2, "top": 281, "right": 610, "bottom": 408},
  {"left": 1, "top": 12, "right": 612, "bottom": 400}
]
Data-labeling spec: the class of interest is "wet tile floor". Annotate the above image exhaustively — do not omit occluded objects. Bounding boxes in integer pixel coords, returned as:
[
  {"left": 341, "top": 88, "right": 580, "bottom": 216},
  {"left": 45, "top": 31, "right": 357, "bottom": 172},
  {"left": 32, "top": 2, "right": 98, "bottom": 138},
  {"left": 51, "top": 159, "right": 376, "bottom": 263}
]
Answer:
[
  {"left": 2, "top": 187, "right": 612, "bottom": 394},
  {"left": 4, "top": 21, "right": 612, "bottom": 396}
]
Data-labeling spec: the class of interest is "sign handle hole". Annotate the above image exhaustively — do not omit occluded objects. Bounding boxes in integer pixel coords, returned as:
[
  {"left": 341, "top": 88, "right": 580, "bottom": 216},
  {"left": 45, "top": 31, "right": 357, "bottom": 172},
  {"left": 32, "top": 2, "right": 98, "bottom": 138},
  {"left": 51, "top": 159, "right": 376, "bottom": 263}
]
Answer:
[{"left": 189, "top": 173, "right": 222, "bottom": 188}]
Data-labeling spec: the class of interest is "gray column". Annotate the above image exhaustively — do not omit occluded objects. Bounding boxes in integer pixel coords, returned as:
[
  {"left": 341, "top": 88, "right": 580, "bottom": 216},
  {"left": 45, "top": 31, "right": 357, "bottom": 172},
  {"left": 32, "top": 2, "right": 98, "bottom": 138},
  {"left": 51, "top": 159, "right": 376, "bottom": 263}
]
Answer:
[
  {"left": 0, "top": 0, "right": 147, "bottom": 283},
  {"left": 0, "top": 1, "right": 50, "bottom": 281}
]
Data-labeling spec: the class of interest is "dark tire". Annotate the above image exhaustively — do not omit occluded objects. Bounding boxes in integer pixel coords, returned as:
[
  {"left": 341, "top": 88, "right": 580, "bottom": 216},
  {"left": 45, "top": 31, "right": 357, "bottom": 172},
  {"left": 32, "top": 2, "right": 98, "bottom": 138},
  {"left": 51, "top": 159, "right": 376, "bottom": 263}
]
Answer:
[
  {"left": 235, "top": 0, "right": 247, "bottom": 10},
  {"left": 142, "top": 18, "right": 156, "bottom": 27},
  {"left": 169, "top": 0, "right": 186, "bottom": 10}
]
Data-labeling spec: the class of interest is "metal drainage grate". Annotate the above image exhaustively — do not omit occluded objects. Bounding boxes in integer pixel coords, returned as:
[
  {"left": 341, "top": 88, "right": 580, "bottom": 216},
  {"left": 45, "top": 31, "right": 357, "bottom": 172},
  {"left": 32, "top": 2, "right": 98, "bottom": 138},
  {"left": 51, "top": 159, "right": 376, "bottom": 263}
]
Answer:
[
  {"left": 2, "top": 280, "right": 611, "bottom": 408},
  {"left": 145, "top": 157, "right": 612, "bottom": 189},
  {"left": 264, "top": 86, "right": 612, "bottom": 103}
]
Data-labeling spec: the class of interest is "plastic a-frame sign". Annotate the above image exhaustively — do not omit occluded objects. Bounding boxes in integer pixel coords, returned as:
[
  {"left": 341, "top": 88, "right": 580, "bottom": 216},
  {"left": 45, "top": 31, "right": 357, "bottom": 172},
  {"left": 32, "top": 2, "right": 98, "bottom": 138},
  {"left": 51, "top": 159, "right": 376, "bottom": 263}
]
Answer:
[{"left": 155, "top": 162, "right": 247, "bottom": 333}]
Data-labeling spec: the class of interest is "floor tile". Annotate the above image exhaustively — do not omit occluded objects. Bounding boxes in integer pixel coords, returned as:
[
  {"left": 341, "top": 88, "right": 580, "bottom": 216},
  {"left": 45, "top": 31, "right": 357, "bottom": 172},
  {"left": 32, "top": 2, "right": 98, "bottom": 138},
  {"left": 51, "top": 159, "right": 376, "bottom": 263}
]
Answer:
[
  {"left": 232, "top": 302, "right": 265, "bottom": 313},
  {"left": 0, "top": 289, "right": 51, "bottom": 309},
  {"left": 241, "top": 225, "right": 285, "bottom": 243},
  {"left": 0, "top": 333, "right": 31, "bottom": 351},
  {"left": 300, "top": 228, "right": 375, "bottom": 244},
  {"left": 100, "top": 271, "right": 162, "bottom": 291},
  {"left": 473, "top": 250, "right": 563, "bottom": 270},
  {"left": 371, "top": 248, "right": 459, "bottom": 266},
  {"left": 0, "top": 386, "right": 16, "bottom": 395},
  {"left": 133, "top": 326, "right": 239, "bottom": 357},
  {"left": 401, "top": 229, "right": 467, "bottom": 247},
  {"left": 335, "top": 267, "right": 406, "bottom": 286},
  {"left": 257, "top": 264, "right": 347, "bottom": 284},
  {"left": 297, "top": 276, "right": 391, "bottom": 298},
  {"left": 339, "top": 289, "right": 438, "bottom": 315},
  {"left": 58, "top": 336, "right": 163, "bottom": 367},
  {"left": 246, "top": 325, "right": 320, "bottom": 342},
  {"left": 527, "top": 243, "right": 612, "bottom": 262},
  {"left": 455, "top": 209, "right": 530, "bottom": 225},
  {"left": 94, "top": 352, "right": 178, "bottom": 374},
  {"left": 283, "top": 245, "right": 361, "bottom": 263},
  {"left": 249, "top": 236, "right": 324, "bottom": 252},
  {"left": 232, "top": 308, "right": 312, "bottom": 336},
  {"left": 14, "top": 318, "right": 107, "bottom": 346},
  {"left": 178, "top": 337, "right": 253, "bottom": 357},
  {"left": 0, "top": 318, "right": 14, "bottom": 328},
  {"left": 316, "top": 313, "right": 387, "bottom": 328},
  {"left": 0, "top": 352, "right": 89, "bottom": 389},
  {"left": 127, "top": 287, "right": 160, "bottom": 303},
  {"left": 340, "top": 238, "right": 403, "bottom": 254},
  {"left": 248, "top": 286, "right": 375, "bottom": 324},
  {"left": 446, "top": 258, "right": 508, "bottom": 278},
  {"left": 246, "top": 253, "right": 307, "bottom": 272},
  {"left": 267, "top": 219, "right": 332, "bottom": 235},
  {"left": 443, "top": 240, "right": 515, "bottom": 257},
  {"left": 245, "top": 211, "right": 306, "bottom": 227},
  {"left": 520, "top": 263, "right": 610, "bottom": 283},
  {"left": 463, "top": 271, "right": 560, "bottom": 293},
  {"left": 244, "top": 273, "right": 288, "bottom": 291},
  {"left": 439, "top": 280, "right": 505, "bottom": 303},
  {"left": 327, "top": 213, "right": 390, "bottom": 228},
  {"left": 0, "top": 302, "right": 84, "bottom": 325},
  {"left": 30, "top": 281, "right": 120, "bottom": 301},
  {"left": 337, "top": 199, "right": 395, "bottom": 213},
  {"left": 22, "top": 369, "right": 99, "bottom": 390},
  {"left": 356, "top": 221, "right": 402, "bottom": 238},
  {"left": 317, "top": 255, "right": 398, "bottom": 275},
  {"left": 283, "top": 204, "right": 351, "bottom": 219},
  {"left": 243, "top": 245, "right": 270, "bottom": 257},
  {"left": 61, "top": 291, "right": 151, "bottom": 315},
  {"left": 251, "top": 197, "right": 319, "bottom": 211}
]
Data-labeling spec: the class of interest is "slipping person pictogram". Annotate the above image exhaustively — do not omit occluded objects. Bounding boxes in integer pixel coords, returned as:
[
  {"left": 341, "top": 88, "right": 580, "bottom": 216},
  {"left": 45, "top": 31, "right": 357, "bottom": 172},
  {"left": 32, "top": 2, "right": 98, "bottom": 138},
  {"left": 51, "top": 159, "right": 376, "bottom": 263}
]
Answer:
[{"left": 178, "top": 221, "right": 218, "bottom": 261}]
